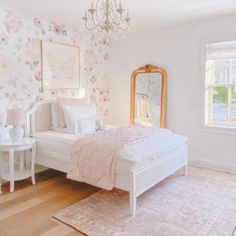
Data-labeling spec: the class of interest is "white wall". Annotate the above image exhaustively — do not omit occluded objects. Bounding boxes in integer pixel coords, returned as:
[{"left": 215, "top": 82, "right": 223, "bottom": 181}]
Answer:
[{"left": 107, "top": 14, "right": 236, "bottom": 173}]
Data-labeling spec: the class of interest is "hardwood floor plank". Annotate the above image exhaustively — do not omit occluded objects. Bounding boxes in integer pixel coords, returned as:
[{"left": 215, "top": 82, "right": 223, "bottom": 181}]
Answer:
[
  {"left": 0, "top": 197, "right": 43, "bottom": 220},
  {"left": 0, "top": 169, "right": 97, "bottom": 236},
  {"left": 0, "top": 185, "right": 60, "bottom": 211},
  {"left": 39, "top": 224, "right": 74, "bottom": 236},
  {"left": 65, "top": 230, "right": 85, "bottom": 236},
  {"left": 1, "top": 195, "right": 84, "bottom": 235},
  {"left": 0, "top": 174, "right": 64, "bottom": 204}
]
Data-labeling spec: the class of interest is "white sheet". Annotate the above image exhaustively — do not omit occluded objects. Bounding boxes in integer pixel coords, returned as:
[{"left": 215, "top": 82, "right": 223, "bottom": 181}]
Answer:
[
  {"left": 33, "top": 129, "right": 187, "bottom": 175},
  {"left": 119, "top": 133, "right": 188, "bottom": 162}
]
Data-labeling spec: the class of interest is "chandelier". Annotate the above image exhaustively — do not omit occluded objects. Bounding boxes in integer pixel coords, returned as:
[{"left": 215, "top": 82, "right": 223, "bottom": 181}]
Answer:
[{"left": 82, "top": 0, "right": 131, "bottom": 43}]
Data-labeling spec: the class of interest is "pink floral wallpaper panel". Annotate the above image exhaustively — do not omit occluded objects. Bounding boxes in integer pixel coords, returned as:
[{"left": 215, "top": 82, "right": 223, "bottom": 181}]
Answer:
[{"left": 0, "top": 9, "right": 110, "bottom": 123}]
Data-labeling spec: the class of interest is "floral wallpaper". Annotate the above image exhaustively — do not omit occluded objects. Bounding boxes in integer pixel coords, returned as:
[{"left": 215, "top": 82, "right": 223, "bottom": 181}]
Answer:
[{"left": 0, "top": 9, "right": 110, "bottom": 123}]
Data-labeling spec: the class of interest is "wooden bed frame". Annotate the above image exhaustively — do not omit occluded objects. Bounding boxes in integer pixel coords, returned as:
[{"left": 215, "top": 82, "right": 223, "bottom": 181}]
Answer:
[{"left": 26, "top": 100, "right": 188, "bottom": 216}]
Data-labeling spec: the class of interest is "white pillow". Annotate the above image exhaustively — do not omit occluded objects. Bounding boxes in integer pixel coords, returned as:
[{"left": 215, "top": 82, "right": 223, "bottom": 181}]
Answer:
[
  {"left": 63, "top": 105, "right": 97, "bottom": 134},
  {"left": 51, "top": 101, "right": 59, "bottom": 130},
  {"left": 76, "top": 117, "right": 97, "bottom": 134}
]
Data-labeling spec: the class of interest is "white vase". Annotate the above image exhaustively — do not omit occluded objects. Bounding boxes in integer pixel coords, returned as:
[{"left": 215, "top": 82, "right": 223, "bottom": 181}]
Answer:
[{"left": 9, "top": 125, "right": 24, "bottom": 142}]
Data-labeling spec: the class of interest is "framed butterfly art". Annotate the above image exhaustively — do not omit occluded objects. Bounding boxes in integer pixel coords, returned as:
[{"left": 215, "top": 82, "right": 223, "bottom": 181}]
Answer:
[{"left": 41, "top": 40, "right": 80, "bottom": 90}]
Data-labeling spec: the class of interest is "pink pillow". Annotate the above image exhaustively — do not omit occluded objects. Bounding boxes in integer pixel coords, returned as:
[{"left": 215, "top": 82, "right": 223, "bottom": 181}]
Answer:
[{"left": 57, "top": 97, "right": 88, "bottom": 128}]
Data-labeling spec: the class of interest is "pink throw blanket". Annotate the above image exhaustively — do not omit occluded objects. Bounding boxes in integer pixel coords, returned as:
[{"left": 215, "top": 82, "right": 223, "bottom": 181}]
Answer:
[{"left": 67, "top": 126, "right": 169, "bottom": 190}]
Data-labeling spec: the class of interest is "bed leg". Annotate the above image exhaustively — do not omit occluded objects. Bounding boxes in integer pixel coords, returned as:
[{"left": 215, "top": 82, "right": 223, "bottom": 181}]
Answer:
[
  {"left": 130, "top": 193, "right": 136, "bottom": 217},
  {"left": 184, "top": 164, "right": 188, "bottom": 176},
  {"left": 130, "top": 170, "right": 136, "bottom": 216}
]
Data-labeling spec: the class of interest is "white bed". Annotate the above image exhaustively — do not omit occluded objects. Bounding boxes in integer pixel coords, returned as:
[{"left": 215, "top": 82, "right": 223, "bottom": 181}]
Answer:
[{"left": 26, "top": 101, "right": 188, "bottom": 216}]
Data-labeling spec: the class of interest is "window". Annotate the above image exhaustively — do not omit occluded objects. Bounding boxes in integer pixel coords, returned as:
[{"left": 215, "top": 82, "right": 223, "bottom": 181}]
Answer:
[{"left": 205, "top": 41, "right": 236, "bottom": 128}]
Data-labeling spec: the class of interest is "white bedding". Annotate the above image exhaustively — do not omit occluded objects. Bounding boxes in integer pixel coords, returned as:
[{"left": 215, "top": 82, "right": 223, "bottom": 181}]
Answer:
[{"left": 33, "top": 129, "right": 187, "bottom": 176}]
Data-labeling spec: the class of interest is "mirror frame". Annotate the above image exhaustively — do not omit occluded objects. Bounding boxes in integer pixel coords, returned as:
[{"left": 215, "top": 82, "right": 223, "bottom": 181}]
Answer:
[{"left": 130, "top": 64, "right": 167, "bottom": 128}]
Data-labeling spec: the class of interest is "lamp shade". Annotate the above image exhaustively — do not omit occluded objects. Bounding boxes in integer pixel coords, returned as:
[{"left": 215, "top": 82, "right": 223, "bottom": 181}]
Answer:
[{"left": 7, "top": 109, "right": 25, "bottom": 126}]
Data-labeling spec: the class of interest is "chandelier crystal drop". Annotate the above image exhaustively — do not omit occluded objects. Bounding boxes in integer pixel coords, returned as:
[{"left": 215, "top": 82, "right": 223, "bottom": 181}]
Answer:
[{"left": 82, "top": 0, "right": 131, "bottom": 43}]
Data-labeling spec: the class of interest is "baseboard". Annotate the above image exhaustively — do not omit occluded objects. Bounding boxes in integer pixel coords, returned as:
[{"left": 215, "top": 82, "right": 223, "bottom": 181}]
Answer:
[
  {"left": 189, "top": 156, "right": 236, "bottom": 174},
  {"left": 35, "top": 165, "right": 49, "bottom": 173}
]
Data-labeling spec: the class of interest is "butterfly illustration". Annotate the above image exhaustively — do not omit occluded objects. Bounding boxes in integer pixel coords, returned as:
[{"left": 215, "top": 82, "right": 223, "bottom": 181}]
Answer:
[{"left": 47, "top": 53, "right": 76, "bottom": 80}]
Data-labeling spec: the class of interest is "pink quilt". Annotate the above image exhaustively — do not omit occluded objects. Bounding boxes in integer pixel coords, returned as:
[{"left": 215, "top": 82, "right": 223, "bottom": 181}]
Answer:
[{"left": 67, "top": 126, "right": 169, "bottom": 190}]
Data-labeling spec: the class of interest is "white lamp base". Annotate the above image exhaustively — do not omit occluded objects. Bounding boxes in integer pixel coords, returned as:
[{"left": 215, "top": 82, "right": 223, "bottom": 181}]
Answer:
[{"left": 9, "top": 126, "right": 24, "bottom": 142}]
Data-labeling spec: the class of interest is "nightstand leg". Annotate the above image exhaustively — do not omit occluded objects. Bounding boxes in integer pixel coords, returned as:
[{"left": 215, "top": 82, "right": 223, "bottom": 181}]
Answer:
[
  {"left": 31, "top": 143, "right": 36, "bottom": 185},
  {"left": 0, "top": 151, "right": 3, "bottom": 193},
  {"left": 9, "top": 148, "right": 15, "bottom": 193},
  {"left": 20, "top": 151, "right": 25, "bottom": 171}
]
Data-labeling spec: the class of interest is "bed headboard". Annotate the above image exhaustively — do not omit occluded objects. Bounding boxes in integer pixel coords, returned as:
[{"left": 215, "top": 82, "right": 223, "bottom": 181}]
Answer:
[{"left": 26, "top": 100, "right": 53, "bottom": 135}]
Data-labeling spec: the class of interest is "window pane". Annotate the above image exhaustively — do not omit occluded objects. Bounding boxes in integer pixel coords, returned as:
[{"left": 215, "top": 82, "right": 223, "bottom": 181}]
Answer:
[
  {"left": 230, "top": 87, "right": 236, "bottom": 122},
  {"left": 232, "top": 86, "right": 236, "bottom": 103},
  {"left": 212, "top": 87, "right": 228, "bottom": 122},
  {"left": 215, "top": 60, "right": 230, "bottom": 84},
  {"left": 213, "top": 87, "right": 228, "bottom": 104},
  {"left": 206, "top": 42, "right": 236, "bottom": 127},
  {"left": 207, "top": 60, "right": 231, "bottom": 85},
  {"left": 206, "top": 60, "right": 214, "bottom": 85},
  {"left": 231, "top": 60, "right": 236, "bottom": 84}
]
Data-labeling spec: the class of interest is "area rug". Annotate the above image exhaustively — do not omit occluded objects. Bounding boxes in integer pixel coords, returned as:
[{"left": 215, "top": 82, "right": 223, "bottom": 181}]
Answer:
[{"left": 54, "top": 166, "right": 236, "bottom": 236}]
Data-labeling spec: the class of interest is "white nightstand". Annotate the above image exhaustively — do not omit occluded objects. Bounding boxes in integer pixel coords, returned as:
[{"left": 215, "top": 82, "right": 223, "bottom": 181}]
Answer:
[{"left": 0, "top": 138, "right": 36, "bottom": 193}]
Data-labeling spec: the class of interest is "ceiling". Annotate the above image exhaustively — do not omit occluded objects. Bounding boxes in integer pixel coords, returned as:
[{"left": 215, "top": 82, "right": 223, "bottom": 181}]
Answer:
[{"left": 0, "top": 0, "right": 236, "bottom": 32}]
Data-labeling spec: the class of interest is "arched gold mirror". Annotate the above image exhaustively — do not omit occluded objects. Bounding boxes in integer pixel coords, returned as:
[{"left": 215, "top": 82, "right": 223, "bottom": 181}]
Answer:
[{"left": 130, "top": 64, "right": 167, "bottom": 128}]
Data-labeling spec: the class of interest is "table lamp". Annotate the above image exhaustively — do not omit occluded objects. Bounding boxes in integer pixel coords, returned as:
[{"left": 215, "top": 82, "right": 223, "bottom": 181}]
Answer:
[{"left": 7, "top": 109, "right": 25, "bottom": 142}]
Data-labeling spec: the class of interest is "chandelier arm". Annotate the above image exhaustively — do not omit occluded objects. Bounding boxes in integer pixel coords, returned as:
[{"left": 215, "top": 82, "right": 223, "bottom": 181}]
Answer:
[
  {"left": 110, "top": 2, "right": 122, "bottom": 22},
  {"left": 85, "top": 10, "right": 108, "bottom": 31},
  {"left": 85, "top": 19, "right": 109, "bottom": 31},
  {"left": 91, "top": 11, "right": 105, "bottom": 27},
  {"left": 111, "top": 17, "right": 130, "bottom": 26},
  {"left": 85, "top": 16, "right": 108, "bottom": 31},
  {"left": 84, "top": 22, "right": 101, "bottom": 31},
  {"left": 110, "top": 20, "right": 130, "bottom": 31},
  {"left": 109, "top": 11, "right": 121, "bottom": 24},
  {"left": 96, "top": 0, "right": 106, "bottom": 21},
  {"left": 109, "top": 1, "right": 128, "bottom": 28}
]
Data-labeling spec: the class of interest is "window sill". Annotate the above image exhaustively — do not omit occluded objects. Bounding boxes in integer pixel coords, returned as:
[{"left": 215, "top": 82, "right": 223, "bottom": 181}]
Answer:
[{"left": 201, "top": 124, "right": 236, "bottom": 136}]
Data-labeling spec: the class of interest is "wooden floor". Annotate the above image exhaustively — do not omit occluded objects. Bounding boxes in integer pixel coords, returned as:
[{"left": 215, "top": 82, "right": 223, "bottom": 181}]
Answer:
[{"left": 0, "top": 169, "right": 99, "bottom": 236}]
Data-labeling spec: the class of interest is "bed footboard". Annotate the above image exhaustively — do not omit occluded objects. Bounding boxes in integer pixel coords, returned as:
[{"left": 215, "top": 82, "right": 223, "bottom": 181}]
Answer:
[{"left": 128, "top": 145, "right": 188, "bottom": 216}]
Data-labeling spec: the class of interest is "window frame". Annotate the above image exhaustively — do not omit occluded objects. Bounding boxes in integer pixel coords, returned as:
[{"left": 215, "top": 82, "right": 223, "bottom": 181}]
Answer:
[
  {"left": 200, "top": 38, "right": 236, "bottom": 134},
  {"left": 205, "top": 58, "right": 236, "bottom": 128}
]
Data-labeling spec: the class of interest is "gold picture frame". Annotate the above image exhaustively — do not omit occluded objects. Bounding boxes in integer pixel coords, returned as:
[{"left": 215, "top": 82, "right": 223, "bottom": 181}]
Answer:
[{"left": 41, "top": 40, "right": 80, "bottom": 90}]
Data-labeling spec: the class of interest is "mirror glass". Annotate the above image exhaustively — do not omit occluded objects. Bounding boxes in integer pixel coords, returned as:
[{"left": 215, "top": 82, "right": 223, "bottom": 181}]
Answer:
[{"left": 134, "top": 73, "right": 162, "bottom": 127}]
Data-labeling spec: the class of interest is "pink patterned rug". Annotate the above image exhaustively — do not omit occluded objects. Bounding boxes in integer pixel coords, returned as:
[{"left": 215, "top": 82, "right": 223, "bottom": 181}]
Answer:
[{"left": 54, "top": 167, "right": 236, "bottom": 236}]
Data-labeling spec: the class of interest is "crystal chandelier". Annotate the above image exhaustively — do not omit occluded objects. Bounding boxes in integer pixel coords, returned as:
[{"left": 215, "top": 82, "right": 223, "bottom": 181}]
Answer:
[{"left": 82, "top": 0, "right": 131, "bottom": 43}]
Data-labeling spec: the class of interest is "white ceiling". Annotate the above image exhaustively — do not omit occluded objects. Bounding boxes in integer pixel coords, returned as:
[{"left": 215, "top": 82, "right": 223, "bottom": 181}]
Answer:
[{"left": 0, "top": 0, "right": 236, "bottom": 32}]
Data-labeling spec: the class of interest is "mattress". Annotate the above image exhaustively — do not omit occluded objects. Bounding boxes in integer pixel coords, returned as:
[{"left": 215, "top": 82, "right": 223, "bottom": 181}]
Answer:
[{"left": 33, "top": 130, "right": 188, "bottom": 175}]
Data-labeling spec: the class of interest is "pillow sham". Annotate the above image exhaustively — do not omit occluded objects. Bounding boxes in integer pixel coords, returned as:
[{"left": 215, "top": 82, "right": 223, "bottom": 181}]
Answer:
[
  {"left": 76, "top": 117, "right": 97, "bottom": 134},
  {"left": 63, "top": 105, "right": 97, "bottom": 134},
  {"left": 51, "top": 101, "right": 59, "bottom": 130},
  {"left": 57, "top": 97, "right": 88, "bottom": 128}
]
